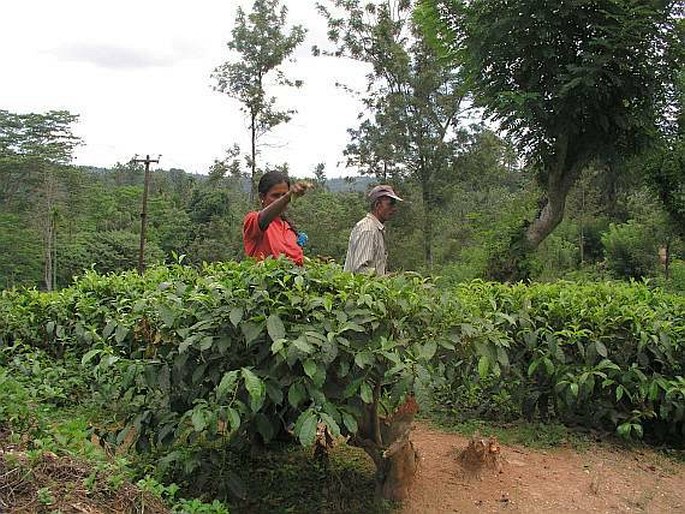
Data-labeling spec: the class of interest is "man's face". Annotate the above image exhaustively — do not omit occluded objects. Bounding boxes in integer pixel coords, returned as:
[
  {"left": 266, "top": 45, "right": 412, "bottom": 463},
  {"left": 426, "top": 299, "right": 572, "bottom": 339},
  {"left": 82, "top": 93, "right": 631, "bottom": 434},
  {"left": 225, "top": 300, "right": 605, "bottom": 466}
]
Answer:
[{"left": 375, "top": 196, "right": 398, "bottom": 223}]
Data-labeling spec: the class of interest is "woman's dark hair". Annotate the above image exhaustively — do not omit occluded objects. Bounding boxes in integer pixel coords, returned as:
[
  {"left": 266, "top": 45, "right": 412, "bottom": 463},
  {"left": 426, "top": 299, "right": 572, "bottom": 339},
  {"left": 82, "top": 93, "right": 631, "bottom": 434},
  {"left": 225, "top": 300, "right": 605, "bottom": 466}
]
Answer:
[
  {"left": 258, "top": 171, "right": 290, "bottom": 197},
  {"left": 257, "top": 170, "right": 297, "bottom": 232}
]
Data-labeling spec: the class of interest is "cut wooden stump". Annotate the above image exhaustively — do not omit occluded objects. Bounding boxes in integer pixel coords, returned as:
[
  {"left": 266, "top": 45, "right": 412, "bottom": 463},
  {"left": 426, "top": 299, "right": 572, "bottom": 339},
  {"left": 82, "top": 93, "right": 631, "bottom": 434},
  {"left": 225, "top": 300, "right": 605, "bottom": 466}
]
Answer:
[{"left": 457, "top": 434, "right": 502, "bottom": 479}]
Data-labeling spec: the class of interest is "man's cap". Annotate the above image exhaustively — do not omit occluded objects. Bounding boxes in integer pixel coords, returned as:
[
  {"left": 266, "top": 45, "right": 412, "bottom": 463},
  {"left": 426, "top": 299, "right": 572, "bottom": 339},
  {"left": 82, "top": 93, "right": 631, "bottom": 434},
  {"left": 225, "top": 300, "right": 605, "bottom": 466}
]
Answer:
[{"left": 368, "top": 185, "right": 403, "bottom": 203}]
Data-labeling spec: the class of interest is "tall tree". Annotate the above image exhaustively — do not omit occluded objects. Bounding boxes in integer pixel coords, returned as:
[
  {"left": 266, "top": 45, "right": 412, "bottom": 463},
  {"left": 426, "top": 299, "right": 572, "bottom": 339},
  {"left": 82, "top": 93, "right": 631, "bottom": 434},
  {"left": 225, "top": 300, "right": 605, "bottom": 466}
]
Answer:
[
  {"left": 418, "top": 0, "right": 683, "bottom": 279},
  {"left": 0, "top": 110, "right": 81, "bottom": 289},
  {"left": 212, "top": 0, "right": 306, "bottom": 202},
  {"left": 317, "top": 0, "right": 468, "bottom": 268},
  {"left": 0, "top": 110, "right": 80, "bottom": 209},
  {"left": 643, "top": 53, "right": 685, "bottom": 240}
]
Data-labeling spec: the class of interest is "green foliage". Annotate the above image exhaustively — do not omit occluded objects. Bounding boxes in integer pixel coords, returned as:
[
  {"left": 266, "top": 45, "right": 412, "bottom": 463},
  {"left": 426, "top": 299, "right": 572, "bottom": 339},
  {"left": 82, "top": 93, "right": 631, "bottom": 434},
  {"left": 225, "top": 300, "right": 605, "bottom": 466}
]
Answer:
[
  {"left": 212, "top": 0, "right": 306, "bottom": 197},
  {"left": 0, "top": 109, "right": 81, "bottom": 165},
  {"left": 433, "top": 279, "right": 685, "bottom": 443},
  {"left": 666, "top": 260, "right": 685, "bottom": 294},
  {"left": 289, "top": 188, "right": 367, "bottom": 262},
  {"left": 601, "top": 221, "right": 659, "bottom": 279},
  {"left": 59, "top": 230, "right": 165, "bottom": 282},
  {"left": 418, "top": 0, "right": 685, "bottom": 268},
  {"left": 1, "top": 259, "right": 451, "bottom": 492},
  {"left": 4, "top": 261, "right": 685, "bottom": 456},
  {"left": 0, "top": 343, "right": 90, "bottom": 451},
  {"left": 317, "top": 0, "right": 470, "bottom": 267},
  {"left": 0, "top": 369, "right": 46, "bottom": 439},
  {"left": 428, "top": 416, "right": 589, "bottom": 450},
  {"left": 427, "top": 0, "right": 682, "bottom": 165},
  {"left": 215, "top": 440, "right": 389, "bottom": 513},
  {"left": 0, "top": 213, "right": 42, "bottom": 289}
]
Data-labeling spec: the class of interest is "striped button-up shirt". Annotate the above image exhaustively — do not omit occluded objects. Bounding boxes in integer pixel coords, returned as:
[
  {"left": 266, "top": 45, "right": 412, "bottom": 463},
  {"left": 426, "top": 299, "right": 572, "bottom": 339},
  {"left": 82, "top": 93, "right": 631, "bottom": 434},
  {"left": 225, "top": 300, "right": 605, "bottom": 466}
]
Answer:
[{"left": 343, "top": 213, "right": 387, "bottom": 275}]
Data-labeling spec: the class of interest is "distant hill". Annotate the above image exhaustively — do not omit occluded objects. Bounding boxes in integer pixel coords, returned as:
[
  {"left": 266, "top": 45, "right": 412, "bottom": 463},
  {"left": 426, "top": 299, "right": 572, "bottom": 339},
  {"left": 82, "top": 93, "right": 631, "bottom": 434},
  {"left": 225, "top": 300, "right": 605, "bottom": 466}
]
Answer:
[
  {"left": 325, "top": 176, "right": 374, "bottom": 193},
  {"left": 76, "top": 165, "right": 375, "bottom": 193}
]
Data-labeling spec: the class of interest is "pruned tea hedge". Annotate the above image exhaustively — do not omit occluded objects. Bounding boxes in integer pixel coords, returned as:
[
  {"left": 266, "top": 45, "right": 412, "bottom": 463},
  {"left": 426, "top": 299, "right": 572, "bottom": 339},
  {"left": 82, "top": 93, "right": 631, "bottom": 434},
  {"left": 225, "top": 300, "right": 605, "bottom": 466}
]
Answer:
[{"left": 2, "top": 261, "right": 684, "bottom": 471}]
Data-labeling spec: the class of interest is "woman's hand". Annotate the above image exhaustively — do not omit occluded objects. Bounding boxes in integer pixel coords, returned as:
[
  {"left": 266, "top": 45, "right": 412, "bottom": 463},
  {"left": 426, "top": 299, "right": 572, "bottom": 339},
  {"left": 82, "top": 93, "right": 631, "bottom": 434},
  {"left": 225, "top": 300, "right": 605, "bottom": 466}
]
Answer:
[
  {"left": 290, "top": 181, "right": 314, "bottom": 198},
  {"left": 258, "top": 181, "right": 314, "bottom": 230}
]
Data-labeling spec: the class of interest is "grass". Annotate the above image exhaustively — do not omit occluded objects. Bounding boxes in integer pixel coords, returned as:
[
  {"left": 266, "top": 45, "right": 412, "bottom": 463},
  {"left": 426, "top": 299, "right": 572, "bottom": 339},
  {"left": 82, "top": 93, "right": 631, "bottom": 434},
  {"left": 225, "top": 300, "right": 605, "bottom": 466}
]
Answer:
[
  {"left": 424, "top": 409, "right": 595, "bottom": 450},
  {"left": 1, "top": 392, "right": 395, "bottom": 514},
  {"left": 178, "top": 439, "right": 396, "bottom": 514}
]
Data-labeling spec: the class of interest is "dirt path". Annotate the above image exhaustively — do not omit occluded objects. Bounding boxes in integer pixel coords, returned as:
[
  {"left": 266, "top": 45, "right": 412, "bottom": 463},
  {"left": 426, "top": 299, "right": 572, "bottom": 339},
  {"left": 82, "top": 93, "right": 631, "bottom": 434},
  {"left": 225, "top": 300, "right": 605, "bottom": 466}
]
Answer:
[{"left": 402, "top": 424, "right": 685, "bottom": 514}]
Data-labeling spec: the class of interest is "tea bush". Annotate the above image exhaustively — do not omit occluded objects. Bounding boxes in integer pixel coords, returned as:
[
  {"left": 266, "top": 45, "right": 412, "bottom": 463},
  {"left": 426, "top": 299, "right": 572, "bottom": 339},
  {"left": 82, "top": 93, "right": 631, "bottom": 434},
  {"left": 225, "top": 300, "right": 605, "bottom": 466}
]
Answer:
[
  {"left": 1, "top": 259, "right": 456, "bottom": 495},
  {"left": 2, "top": 261, "right": 685, "bottom": 462},
  {"left": 435, "top": 280, "right": 685, "bottom": 442}
]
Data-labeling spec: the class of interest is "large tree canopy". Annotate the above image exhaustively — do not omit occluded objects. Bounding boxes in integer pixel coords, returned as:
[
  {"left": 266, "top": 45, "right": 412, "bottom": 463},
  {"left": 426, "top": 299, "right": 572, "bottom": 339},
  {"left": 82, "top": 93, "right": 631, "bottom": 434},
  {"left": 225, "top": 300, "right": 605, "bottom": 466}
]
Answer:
[
  {"left": 0, "top": 110, "right": 82, "bottom": 290},
  {"left": 0, "top": 110, "right": 81, "bottom": 208},
  {"left": 417, "top": 0, "right": 684, "bottom": 278},
  {"left": 317, "top": 0, "right": 468, "bottom": 267}
]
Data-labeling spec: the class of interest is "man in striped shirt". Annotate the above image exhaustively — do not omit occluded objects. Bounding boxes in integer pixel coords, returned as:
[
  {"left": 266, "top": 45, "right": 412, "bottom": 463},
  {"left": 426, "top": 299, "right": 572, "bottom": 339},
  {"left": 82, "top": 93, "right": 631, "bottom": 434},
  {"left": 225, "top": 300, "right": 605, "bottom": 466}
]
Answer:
[{"left": 343, "top": 185, "right": 403, "bottom": 275}]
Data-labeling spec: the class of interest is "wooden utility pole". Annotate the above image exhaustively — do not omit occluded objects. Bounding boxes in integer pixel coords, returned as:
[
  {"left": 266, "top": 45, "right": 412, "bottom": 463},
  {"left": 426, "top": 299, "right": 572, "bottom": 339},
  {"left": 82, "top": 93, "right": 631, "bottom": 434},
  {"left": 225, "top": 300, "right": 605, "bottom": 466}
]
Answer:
[{"left": 132, "top": 154, "right": 160, "bottom": 274}]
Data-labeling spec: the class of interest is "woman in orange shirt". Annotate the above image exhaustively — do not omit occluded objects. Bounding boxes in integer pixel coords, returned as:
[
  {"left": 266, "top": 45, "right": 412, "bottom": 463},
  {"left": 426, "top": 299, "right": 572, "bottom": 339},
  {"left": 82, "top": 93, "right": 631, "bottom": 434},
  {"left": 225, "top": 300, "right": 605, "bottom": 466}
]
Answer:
[{"left": 243, "top": 171, "right": 312, "bottom": 265}]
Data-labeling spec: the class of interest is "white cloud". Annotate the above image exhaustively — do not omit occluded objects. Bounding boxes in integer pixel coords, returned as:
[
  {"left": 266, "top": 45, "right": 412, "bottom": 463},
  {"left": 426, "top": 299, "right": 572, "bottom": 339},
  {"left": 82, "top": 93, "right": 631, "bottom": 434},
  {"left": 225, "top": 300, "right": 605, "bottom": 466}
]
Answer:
[
  {"left": 0, "top": 0, "right": 369, "bottom": 177},
  {"left": 50, "top": 42, "right": 200, "bottom": 69}
]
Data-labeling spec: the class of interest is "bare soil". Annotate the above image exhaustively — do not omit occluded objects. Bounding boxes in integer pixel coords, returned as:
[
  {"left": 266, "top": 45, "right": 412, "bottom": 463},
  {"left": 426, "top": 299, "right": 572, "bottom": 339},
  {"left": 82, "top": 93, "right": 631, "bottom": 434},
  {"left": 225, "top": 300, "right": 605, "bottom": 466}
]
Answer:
[{"left": 402, "top": 424, "right": 685, "bottom": 514}]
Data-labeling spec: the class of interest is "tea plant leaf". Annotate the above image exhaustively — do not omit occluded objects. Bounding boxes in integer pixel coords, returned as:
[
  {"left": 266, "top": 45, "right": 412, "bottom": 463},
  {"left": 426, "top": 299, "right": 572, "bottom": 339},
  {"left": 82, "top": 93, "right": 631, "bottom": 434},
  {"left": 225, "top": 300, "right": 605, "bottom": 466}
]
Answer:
[
  {"left": 241, "top": 322, "right": 262, "bottom": 345},
  {"left": 319, "top": 412, "right": 341, "bottom": 438},
  {"left": 270, "top": 338, "right": 285, "bottom": 354},
  {"left": 198, "top": 336, "right": 213, "bottom": 351},
  {"left": 226, "top": 407, "right": 241, "bottom": 431},
  {"left": 216, "top": 370, "right": 239, "bottom": 400},
  {"left": 115, "top": 325, "right": 129, "bottom": 344},
  {"left": 355, "top": 351, "right": 374, "bottom": 369},
  {"left": 82, "top": 348, "right": 101, "bottom": 365},
  {"left": 360, "top": 382, "right": 373, "bottom": 403},
  {"left": 478, "top": 356, "right": 490, "bottom": 378},
  {"left": 191, "top": 408, "right": 206, "bottom": 432},
  {"left": 266, "top": 381, "right": 284, "bottom": 405},
  {"left": 342, "top": 411, "right": 358, "bottom": 434},
  {"left": 293, "top": 336, "right": 314, "bottom": 354},
  {"left": 420, "top": 340, "right": 437, "bottom": 361},
  {"left": 288, "top": 382, "right": 307, "bottom": 408},
  {"left": 298, "top": 413, "right": 318, "bottom": 447},
  {"left": 595, "top": 341, "right": 608, "bottom": 358},
  {"left": 158, "top": 306, "right": 176, "bottom": 327},
  {"left": 179, "top": 338, "right": 192, "bottom": 354},
  {"left": 241, "top": 368, "right": 265, "bottom": 412},
  {"left": 617, "top": 422, "right": 632, "bottom": 438},
  {"left": 267, "top": 314, "right": 286, "bottom": 341},
  {"left": 229, "top": 307, "right": 243, "bottom": 327},
  {"left": 303, "top": 360, "right": 317, "bottom": 379},
  {"left": 255, "top": 413, "right": 275, "bottom": 442}
]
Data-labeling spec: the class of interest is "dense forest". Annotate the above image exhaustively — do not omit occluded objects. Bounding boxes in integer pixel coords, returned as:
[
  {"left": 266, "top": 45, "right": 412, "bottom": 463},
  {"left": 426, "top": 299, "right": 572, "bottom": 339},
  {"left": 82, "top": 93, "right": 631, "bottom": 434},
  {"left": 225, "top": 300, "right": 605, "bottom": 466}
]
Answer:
[{"left": 1, "top": 110, "right": 683, "bottom": 293}]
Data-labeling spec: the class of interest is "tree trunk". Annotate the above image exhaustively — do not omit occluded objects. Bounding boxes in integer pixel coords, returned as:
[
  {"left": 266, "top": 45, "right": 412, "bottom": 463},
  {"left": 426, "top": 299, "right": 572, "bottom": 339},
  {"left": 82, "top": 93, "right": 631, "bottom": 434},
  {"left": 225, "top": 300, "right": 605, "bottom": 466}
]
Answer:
[
  {"left": 250, "top": 110, "right": 257, "bottom": 204},
  {"left": 374, "top": 436, "right": 419, "bottom": 500},
  {"left": 39, "top": 170, "right": 60, "bottom": 291},
  {"left": 420, "top": 168, "right": 433, "bottom": 269},
  {"left": 524, "top": 165, "right": 576, "bottom": 249},
  {"left": 351, "top": 395, "right": 420, "bottom": 501},
  {"left": 487, "top": 136, "right": 585, "bottom": 281},
  {"left": 43, "top": 209, "right": 53, "bottom": 291}
]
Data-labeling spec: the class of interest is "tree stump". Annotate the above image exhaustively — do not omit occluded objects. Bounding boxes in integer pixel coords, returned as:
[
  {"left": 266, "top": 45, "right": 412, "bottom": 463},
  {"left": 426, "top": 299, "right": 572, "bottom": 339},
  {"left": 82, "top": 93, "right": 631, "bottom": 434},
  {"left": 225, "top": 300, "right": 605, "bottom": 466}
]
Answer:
[
  {"left": 457, "top": 433, "right": 502, "bottom": 479},
  {"left": 352, "top": 395, "right": 420, "bottom": 501}
]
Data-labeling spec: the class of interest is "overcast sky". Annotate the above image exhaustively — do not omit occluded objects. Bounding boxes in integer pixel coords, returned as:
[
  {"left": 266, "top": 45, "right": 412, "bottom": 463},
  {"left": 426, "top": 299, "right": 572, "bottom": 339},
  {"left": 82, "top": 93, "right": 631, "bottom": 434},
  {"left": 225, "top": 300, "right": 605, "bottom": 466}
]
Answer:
[{"left": 0, "top": 1, "right": 369, "bottom": 177}]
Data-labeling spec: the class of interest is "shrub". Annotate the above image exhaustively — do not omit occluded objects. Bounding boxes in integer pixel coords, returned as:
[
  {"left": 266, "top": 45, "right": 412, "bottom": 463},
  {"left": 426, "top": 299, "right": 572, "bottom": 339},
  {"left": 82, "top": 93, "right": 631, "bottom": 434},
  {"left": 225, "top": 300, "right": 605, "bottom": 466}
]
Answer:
[{"left": 602, "top": 221, "right": 659, "bottom": 279}]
